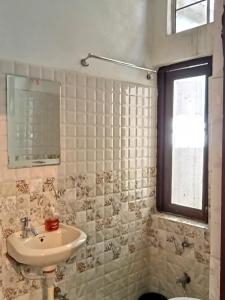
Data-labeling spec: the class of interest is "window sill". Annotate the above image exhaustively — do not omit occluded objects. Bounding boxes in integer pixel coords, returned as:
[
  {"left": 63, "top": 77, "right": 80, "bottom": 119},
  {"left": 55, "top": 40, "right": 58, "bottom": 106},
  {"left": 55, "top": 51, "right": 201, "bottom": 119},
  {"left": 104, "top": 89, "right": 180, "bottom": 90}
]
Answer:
[
  {"left": 167, "top": 21, "right": 214, "bottom": 37},
  {"left": 153, "top": 211, "right": 208, "bottom": 230}
]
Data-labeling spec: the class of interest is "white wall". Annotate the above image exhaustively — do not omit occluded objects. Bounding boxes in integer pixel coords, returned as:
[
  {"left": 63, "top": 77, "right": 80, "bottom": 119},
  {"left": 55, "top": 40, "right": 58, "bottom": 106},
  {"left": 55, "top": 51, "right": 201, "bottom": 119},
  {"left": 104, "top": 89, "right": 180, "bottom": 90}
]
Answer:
[
  {"left": 0, "top": 0, "right": 152, "bottom": 84},
  {"left": 0, "top": 0, "right": 215, "bottom": 81},
  {"left": 148, "top": 0, "right": 214, "bottom": 67},
  {"left": 209, "top": 0, "right": 223, "bottom": 299}
]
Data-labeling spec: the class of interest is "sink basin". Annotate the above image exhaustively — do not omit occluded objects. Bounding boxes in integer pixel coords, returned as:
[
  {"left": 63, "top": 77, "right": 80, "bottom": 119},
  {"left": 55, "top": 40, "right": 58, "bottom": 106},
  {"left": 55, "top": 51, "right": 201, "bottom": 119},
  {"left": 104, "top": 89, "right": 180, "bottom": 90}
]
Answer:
[
  {"left": 169, "top": 298, "right": 200, "bottom": 300},
  {"left": 7, "top": 223, "right": 87, "bottom": 267}
]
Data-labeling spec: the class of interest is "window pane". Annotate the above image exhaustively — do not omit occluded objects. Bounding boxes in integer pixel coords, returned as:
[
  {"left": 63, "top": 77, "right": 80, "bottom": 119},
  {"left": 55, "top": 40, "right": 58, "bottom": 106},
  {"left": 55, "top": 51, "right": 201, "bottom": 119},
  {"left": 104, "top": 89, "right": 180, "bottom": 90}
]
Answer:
[
  {"left": 176, "top": 0, "right": 201, "bottom": 9},
  {"left": 171, "top": 76, "right": 206, "bottom": 210},
  {"left": 176, "top": 1, "right": 207, "bottom": 33},
  {"left": 210, "top": 0, "right": 215, "bottom": 22}
]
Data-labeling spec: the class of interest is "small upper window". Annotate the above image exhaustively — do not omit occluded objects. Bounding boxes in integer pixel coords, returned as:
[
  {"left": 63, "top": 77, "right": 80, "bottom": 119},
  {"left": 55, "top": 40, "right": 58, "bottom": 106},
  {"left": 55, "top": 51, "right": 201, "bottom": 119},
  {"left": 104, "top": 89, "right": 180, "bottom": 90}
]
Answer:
[{"left": 172, "top": 0, "right": 214, "bottom": 33}]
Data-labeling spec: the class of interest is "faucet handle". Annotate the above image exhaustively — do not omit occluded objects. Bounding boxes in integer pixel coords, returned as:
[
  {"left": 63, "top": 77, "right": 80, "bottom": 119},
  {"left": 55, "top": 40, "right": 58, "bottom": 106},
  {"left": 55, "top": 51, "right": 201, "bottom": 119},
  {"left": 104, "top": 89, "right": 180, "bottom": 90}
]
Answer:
[{"left": 20, "top": 217, "right": 30, "bottom": 227}]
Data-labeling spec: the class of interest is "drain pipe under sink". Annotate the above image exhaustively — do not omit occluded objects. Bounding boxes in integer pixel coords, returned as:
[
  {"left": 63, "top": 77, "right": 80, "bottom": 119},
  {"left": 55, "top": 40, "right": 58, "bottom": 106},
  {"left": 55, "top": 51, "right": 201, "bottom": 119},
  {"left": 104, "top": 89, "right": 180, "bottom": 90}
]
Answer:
[
  {"left": 20, "top": 264, "right": 57, "bottom": 300},
  {"left": 43, "top": 266, "right": 57, "bottom": 300},
  {"left": 47, "top": 285, "right": 54, "bottom": 300}
]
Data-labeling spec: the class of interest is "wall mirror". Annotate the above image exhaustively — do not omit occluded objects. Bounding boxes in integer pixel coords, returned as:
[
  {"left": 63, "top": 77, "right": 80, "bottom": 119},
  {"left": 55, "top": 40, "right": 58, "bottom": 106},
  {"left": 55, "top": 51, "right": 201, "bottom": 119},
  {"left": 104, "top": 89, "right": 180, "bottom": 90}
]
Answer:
[{"left": 7, "top": 75, "right": 61, "bottom": 168}]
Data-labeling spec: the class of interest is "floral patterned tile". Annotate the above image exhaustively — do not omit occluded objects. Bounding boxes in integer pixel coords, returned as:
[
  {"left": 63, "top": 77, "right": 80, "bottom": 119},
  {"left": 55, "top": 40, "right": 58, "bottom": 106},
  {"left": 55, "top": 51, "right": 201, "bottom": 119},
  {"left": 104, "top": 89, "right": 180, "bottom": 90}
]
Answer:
[{"left": 0, "top": 60, "right": 209, "bottom": 300}]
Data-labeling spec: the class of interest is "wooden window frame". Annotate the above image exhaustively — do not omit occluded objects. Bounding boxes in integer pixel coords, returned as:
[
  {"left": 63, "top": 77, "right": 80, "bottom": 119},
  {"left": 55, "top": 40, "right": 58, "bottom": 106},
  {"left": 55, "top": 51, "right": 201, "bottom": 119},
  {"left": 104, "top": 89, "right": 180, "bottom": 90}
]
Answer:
[{"left": 157, "top": 57, "right": 212, "bottom": 222}]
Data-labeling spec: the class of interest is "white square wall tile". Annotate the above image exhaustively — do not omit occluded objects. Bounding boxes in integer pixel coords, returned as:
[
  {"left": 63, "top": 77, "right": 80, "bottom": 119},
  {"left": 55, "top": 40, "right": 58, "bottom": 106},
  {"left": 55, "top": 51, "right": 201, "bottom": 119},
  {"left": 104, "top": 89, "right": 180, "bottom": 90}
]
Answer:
[
  {"left": 97, "top": 78, "right": 105, "bottom": 90},
  {"left": 29, "top": 65, "right": 41, "bottom": 78},
  {"left": 87, "top": 76, "right": 96, "bottom": 89},
  {"left": 15, "top": 62, "right": 29, "bottom": 76},
  {"left": 77, "top": 73, "right": 87, "bottom": 87},
  {"left": 41, "top": 67, "right": 54, "bottom": 80},
  {"left": 54, "top": 69, "right": 66, "bottom": 84},
  {"left": 77, "top": 87, "right": 86, "bottom": 99},
  {"left": 105, "top": 79, "right": 113, "bottom": 92},
  {"left": 66, "top": 70, "right": 76, "bottom": 85},
  {"left": 0, "top": 60, "right": 15, "bottom": 73},
  {"left": 0, "top": 58, "right": 208, "bottom": 300}
]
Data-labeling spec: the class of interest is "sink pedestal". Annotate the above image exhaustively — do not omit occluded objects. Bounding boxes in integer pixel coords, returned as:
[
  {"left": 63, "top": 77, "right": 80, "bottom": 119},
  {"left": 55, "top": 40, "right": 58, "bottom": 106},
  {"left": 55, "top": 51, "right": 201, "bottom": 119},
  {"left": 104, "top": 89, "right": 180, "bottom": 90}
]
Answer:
[
  {"left": 43, "top": 265, "right": 57, "bottom": 273},
  {"left": 43, "top": 265, "right": 57, "bottom": 300}
]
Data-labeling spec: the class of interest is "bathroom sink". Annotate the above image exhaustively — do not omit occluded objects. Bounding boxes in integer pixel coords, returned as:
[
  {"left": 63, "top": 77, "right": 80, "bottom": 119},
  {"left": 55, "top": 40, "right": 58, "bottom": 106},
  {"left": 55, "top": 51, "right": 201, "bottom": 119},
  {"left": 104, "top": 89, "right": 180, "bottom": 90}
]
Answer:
[
  {"left": 169, "top": 298, "right": 200, "bottom": 300},
  {"left": 6, "top": 223, "right": 87, "bottom": 267}
]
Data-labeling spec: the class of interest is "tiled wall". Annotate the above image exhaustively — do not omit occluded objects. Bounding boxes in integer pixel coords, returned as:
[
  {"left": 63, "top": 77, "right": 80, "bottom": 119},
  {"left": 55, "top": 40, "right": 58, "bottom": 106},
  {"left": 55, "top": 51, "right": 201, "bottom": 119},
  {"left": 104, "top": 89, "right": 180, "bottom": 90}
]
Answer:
[
  {"left": 0, "top": 59, "right": 209, "bottom": 300},
  {"left": 147, "top": 214, "right": 209, "bottom": 299}
]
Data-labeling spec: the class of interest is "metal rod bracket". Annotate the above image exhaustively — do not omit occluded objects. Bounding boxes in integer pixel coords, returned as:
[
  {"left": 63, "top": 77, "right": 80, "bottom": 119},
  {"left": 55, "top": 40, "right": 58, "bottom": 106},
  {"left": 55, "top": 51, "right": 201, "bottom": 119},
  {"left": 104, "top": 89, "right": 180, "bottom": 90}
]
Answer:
[{"left": 80, "top": 53, "right": 156, "bottom": 80}]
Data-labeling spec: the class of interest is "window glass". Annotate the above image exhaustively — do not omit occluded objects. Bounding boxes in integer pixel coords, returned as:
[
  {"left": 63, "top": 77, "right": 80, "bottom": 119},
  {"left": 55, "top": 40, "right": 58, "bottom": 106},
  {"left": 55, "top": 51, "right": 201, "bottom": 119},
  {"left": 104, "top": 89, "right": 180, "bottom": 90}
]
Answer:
[
  {"left": 176, "top": 1, "right": 207, "bottom": 33},
  {"left": 157, "top": 57, "right": 212, "bottom": 221},
  {"left": 171, "top": 76, "right": 206, "bottom": 209},
  {"left": 210, "top": 0, "right": 215, "bottom": 22},
  {"left": 176, "top": 0, "right": 200, "bottom": 9}
]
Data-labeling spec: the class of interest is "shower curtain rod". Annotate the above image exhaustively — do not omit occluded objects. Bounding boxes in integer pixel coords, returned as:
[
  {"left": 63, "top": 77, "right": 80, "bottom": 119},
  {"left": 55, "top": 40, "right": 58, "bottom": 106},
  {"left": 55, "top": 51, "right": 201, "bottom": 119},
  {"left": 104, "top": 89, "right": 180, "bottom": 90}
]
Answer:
[{"left": 80, "top": 53, "right": 156, "bottom": 80}]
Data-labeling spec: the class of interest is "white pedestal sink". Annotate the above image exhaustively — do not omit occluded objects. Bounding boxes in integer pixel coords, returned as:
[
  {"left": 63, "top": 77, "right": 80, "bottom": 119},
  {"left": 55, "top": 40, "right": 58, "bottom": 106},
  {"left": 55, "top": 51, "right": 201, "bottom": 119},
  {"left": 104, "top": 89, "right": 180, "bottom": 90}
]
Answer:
[{"left": 6, "top": 223, "right": 87, "bottom": 267}]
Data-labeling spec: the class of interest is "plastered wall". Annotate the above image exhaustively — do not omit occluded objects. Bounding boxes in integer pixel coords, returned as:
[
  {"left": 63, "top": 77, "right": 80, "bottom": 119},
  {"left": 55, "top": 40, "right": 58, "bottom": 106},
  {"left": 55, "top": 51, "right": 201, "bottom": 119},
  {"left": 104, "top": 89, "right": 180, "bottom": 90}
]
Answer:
[
  {"left": 148, "top": 0, "right": 214, "bottom": 67},
  {"left": 0, "top": 0, "right": 152, "bottom": 85}
]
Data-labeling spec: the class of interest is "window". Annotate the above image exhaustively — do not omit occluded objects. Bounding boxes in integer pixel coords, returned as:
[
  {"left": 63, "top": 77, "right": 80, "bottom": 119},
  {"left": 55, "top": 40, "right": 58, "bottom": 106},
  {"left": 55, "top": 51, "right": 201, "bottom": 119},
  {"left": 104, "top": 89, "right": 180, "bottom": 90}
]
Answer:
[
  {"left": 172, "top": 0, "right": 214, "bottom": 33},
  {"left": 157, "top": 57, "right": 212, "bottom": 222}
]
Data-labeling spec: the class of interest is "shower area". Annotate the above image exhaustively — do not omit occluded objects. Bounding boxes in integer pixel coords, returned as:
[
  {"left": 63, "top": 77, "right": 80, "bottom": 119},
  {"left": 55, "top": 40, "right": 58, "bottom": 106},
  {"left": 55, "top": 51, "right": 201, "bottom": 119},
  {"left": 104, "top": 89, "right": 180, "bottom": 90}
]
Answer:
[{"left": 0, "top": 1, "right": 222, "bottom": 300}]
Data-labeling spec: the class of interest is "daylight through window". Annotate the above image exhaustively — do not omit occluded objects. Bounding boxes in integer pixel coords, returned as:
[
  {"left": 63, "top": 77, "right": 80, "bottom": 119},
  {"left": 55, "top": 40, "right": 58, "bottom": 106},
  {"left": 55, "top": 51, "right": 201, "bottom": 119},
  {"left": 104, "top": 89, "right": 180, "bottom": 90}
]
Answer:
[
  {"left": 157, "top": 57, "right": 212, "bottom": 222},
  {"left": 174, "top": 0, "right": 214, "bottom": 33}
]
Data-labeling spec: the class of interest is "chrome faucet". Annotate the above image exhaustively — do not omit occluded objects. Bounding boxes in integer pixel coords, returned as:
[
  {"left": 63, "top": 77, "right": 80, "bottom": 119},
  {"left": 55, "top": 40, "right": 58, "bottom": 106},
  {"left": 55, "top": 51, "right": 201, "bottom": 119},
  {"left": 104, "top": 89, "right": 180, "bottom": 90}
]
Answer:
[
  {"left": 20, "top": 217, "right": 39, "bottom": 238},
  {"left": 176, "top": 272, "right": 191, "bottom": 289}
]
